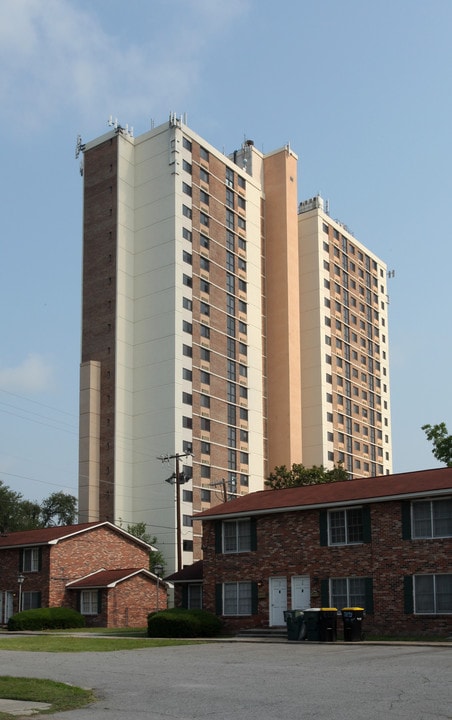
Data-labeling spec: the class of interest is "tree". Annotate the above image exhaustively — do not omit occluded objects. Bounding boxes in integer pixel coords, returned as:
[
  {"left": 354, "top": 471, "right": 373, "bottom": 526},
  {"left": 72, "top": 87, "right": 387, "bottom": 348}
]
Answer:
[
  {"left": 265, "top": 462, "right": 349, "bottom": 490},
  {"left": 40, "top": 491, "right": 78, "bottom": 526},
  {"left": 0, "top": 481, "right": 77, "bottom": 532},
  {"left": 422, "top": 422, "right": 452, "bottom": 467},
  {"left": 123, "top": 521, "right": 167, "bottom": 575}
]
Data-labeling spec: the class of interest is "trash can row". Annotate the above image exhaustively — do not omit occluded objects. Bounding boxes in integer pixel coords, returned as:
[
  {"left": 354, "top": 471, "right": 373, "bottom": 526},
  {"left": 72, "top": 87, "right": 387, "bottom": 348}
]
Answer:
[{"left": 284, "top": 607, "right": 364, "bottom": 642}]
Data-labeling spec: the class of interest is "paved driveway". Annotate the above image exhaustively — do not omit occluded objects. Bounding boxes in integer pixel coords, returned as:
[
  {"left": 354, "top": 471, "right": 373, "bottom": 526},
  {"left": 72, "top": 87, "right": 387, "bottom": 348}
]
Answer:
[{"left": 0, "top": 642, "right": 450, "bottom": 719}]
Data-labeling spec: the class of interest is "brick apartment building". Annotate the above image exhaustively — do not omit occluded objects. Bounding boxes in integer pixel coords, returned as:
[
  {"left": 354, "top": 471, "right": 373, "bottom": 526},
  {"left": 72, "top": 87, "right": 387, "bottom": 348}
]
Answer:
[
  {"left": 191, "top": 467, "right": 452, "bottom": 637},
  {"left": 0, "top": 522, "right": 168, "bottom": 627}
]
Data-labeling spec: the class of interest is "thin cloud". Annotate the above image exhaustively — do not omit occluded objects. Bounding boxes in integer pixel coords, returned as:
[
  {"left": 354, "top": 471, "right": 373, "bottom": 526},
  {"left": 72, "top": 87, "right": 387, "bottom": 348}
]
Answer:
[
  {"left": 0, "top": 0, "right": 249, "bottom": 132},
  {"left": 0, "top": 354, "right": 54, "bottom": 393}
]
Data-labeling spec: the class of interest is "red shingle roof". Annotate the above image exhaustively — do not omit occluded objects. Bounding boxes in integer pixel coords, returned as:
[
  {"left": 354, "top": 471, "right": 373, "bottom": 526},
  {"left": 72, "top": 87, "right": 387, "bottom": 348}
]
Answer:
[
  {"left": 195, "top": 467, "right": 452, "bottom": 520},
  {"left": 66, "top": 568, "right": 152, "bottom": 589},
  {"left": 0, "top": 521, "right": 155, "bottom": 550}
]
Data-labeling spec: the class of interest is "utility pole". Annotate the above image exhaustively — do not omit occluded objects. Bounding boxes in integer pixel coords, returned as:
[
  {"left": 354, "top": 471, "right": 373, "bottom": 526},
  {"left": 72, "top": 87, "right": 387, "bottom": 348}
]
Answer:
[{"left": 157, "top": 451, "right": 193, "bottom": 571}]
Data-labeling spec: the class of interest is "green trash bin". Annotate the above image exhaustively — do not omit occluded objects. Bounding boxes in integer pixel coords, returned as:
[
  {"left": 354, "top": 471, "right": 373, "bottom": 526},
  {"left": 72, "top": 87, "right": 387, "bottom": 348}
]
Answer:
[
  {"left": 319, "top": 608, "right": 338, "bottom": 642},
  {"left": 284, "top": 610, "right": 305, "bottom": 641},
  {"left": 303, "top": 608, "right": 321, "bottom": 641},
  {"left": 341, "top": 607, "right": 365, "bottom": 641}
]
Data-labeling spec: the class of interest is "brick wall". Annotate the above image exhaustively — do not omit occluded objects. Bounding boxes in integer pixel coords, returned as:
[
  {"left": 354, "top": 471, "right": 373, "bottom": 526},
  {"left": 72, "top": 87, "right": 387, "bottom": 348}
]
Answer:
[{"left": 201, "top": 500, "right": 452, "bottom": 637}]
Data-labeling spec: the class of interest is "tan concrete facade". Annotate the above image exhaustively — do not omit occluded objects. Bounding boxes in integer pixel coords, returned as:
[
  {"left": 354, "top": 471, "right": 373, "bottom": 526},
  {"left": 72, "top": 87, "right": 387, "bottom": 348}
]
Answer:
[{"left": 298, "top": 197, "right": 392, "bottom": 476}]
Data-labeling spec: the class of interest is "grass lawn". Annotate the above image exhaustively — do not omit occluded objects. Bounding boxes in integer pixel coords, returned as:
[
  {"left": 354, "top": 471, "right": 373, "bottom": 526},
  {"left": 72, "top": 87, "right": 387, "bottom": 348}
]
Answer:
[
  {"left": 0, "top": 676, "right": 95, "bottom": 719},
  {"left": 0, "top": 634, "right": 205, "bottom": 652}
]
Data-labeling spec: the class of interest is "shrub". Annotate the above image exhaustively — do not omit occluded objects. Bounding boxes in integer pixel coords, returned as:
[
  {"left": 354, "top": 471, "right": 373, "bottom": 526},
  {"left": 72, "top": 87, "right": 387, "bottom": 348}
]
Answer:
[
  {"left": 8, "top": 607, "right": 86, "bottom": 631},
  {"left": 147, "top": 607, "right": 222, "bottom": 638}
]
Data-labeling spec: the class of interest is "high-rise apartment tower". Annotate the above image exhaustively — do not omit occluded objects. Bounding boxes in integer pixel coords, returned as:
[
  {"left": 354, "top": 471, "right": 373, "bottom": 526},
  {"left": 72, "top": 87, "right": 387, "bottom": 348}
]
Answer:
[{"left": 78, "top": 115, "right": 392, "bottom": 572}]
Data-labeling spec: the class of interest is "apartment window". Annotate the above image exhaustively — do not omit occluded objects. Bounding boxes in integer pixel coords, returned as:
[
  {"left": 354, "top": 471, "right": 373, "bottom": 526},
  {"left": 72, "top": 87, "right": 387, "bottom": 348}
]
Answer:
[
  {"left": 182, "top": 416, "right": 192, "bottom": 429},
  {"left": 240, "top": 407, "right": 248, "bottom": 421},
  {"left": 238, "top": 278, "right": 247, "bottom": 293},
  {"left": 200, "top": 370, "right": 210, "bottom": 385},
  {"left": 226, "top": 294, "right": 235, "bottom": 315},
  {"left": 226, "top": 167, "right": 234, "bottom": 187},
  {"left": 200, "top": 417, "right": 210, "bottom": 432},
  {"left": 183, "top": 540, "right": 194, "bottom": 553},
  {"left": 200, "top": 257, "right": 210, "bottom": 272},
  {"left": 226, "top": 188, "right": 234, "bottom": 209},
  {"left": 182, "top": 204, "right": 192, "bottom": 219},
  {"left": 226, "top": 230, "right": 235, "bottom": 250},
  {"left": 200, "top": 279, "right": 210, "bottom": 294},
  {"left": 201, "top": 488, "right": 211, "bottom": 502},
  {"left": 80, "top": 590, "right": 99, "bottom": 615},
  {"left": 22, "top": 591, "right": 42, "bottom": 611},
  {"left": 183, "top": 515, "right": 193, "bottom": 527},
  {"left": 411, "top": 499, "right": 452, "bottom": 538},
  {"left": 200, "top": 167, "right": 209, "bottom": 184},
  {"left": 327, "top": 508, "right": 367, "bottom": 545},
  {"left": 200, "top": 301, "right": 210, "bottom": 316},
  {"left": 223, "top": 519, "right": 254, "bottom": 553},
  {"left": 182, "top": 182, "right": 192, "bottom": 196},
  {"left": 412, "top": 574, "right": 452, "bottom": 614},
  {"left": 182, "top": 392, "right": 192, "bottom": 405},
  {"left": 227, "top": 337, "right": 235, "bottom": 358},
  {"left": 183, "top": 137, "right": 192, "bottom": 151},
  {"left": 200, "top": 190, "right": 209, "bottom": 205},
  {"left": 238, "top": 321, "right": 247, "bottom": 335},
  {"left": 239, "top": 385, "right": 248, "bottom": 399},
  {"left": 237, "top": 174, "right": 246, "bottom": 189},
  {"left": 183, "top": 320, "right": 192, "bottom": 334},
  {"left": 238, "top": 216, "right": 246, "bottom": 230},
  {"left": 238, "top": 257, "right": 246, "bottom": 272},
  {"left": 226, "top": 273, "right": 235, "bottom": 294},
  {"left": 239, "top": 341, "right": 247, "bottom": 356},
  {"left": 182, "top": 489, "right": 193, "bottom": 502},
  {"left": 330, "top": 578, "right": 367, "bottom": 611},
  {"left": 227, "top": 382, "right": 236, "bottom": 403},
  {"left": 240, "top": 451, "right": 249, "bottom": 465},
  {"left": 183, "top": 344, "right": 192, "bottom": 358},
  {"left": 183, "top": 297, "right": 192, "bottom": 311},
  {"left": 200, "top": 347, "right": 210, "bottom": 362},
  {"left": 183, "top": 274, "right": 192, "bottom": 288},
  {"left": 200, "top": 325, "right": 210, "bottom": 339},
  {"left": 200, "top": 464, "right": 211, "bottom": 478},
  {"left": 182, "top": 227, "right": 192, "bottom": 242},
  {"left": 226, "top": 209, "right": 235, "bottom": 230},
  {"left": 200, "top": 234, "right": 209, "bottom": 249},
  {"left": 239, "top": 364, "right": 247, "bottom": 378},
  {"left": 182, "top": 368, "right": 192, "bottom": 381},
  {"left": 201, "top": 441, "right": 211, "bottom": 455},
  {"left": 226, "top": 251, "right": 235, "bottom": 272},
  {"left": 200, "top": 146, "right": 209, "bottom": 161},
  {"left": 22, "top": 548, "right": 40, "bottom": 572},
  {"left": 222, "top": 582, "right": 254, "bottom": 616},
  {"left": 237, "top": 195, "right": 246, "bottom": 210},
  {"left": 200, "top": 212, "right": 209, "bottom": 227}
]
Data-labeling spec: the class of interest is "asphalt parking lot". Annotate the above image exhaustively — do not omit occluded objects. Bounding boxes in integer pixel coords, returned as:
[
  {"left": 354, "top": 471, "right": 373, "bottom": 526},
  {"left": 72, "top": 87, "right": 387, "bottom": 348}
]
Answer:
[{"left": 0, "top": 641, "right": 451, "bottom": 719}]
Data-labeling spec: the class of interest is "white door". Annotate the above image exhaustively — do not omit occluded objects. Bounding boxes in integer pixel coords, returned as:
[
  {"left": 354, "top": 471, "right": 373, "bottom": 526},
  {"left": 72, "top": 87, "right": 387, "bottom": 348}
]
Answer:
[
  {"left": 1, "top": 592, "right": 14, "bottom": 624},
  {"left": 291, "top": 576, "right": 311, "bottom": 610},
  {"left": 269, "top": 577, "right": 287, "bottom": 626}
]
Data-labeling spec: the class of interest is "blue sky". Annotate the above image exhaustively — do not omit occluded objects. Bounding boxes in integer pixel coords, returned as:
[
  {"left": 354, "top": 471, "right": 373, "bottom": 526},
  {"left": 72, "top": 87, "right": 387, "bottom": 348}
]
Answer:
[{"left": 1, "top": 0, "right": 451, "bottom": 505}]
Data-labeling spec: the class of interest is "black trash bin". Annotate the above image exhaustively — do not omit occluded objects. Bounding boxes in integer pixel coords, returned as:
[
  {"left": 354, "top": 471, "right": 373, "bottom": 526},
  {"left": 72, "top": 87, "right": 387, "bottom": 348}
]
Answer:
[
  {"left": 341, "top": 607, "right": 365, "bottom": 641},
  {"left": 319, "top": 608, "right": 338, "bottom": 642},
  {"left": 284, "top": 610, "right": 305, "bottom": 641},
  {"left": 303, "top": 608, "right": 321, "bottom": 641}
]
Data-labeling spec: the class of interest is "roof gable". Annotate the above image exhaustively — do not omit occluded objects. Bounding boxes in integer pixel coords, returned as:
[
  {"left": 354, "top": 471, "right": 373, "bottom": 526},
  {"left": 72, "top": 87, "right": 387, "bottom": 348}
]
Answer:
[
  {"left": 196, "top": 467, "right": 452, "bottom": 520},
  {"left": 0, "top": 521, "right": 156, "bottom": 551}
]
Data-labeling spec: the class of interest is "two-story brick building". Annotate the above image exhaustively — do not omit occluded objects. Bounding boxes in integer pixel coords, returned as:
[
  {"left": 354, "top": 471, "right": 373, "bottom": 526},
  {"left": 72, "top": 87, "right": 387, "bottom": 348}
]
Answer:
[
  {"left": 0, "top": 522, "right": 169, "bottom": 627},
  {"left": 195, "top": 467, "right": 452, "bottom": 637}
]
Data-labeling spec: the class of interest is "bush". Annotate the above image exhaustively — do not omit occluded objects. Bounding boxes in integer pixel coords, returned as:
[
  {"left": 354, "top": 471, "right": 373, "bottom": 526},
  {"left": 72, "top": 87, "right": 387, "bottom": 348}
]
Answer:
[
  {"left": 147, "top": 607, "right": 222, "bottom": 638},
  {"left": 8, "top": 607, "right": 86, "bottom": 631}
]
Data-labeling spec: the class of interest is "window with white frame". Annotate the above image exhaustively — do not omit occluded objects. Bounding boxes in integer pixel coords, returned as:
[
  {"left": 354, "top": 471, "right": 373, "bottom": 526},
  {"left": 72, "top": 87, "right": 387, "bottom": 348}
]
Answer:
[
  {"left": 329, "top": 508, "right": 364, "bottom": 545},
  {"left": 412, "top": 499, "right": 452, "bottom": 538},
  {"left": 22, "top": 547, "right": 40, "bottom": 572},
  {"left": 187, "top": 584, "right": 202, "bottom": 609},
  {"left": 330, "top": 577, "right": 366, "bottom": 609},
  {"left": 223, "top": 581, "right": 252, "bottom": 615},
  {"left": 413, "top": 574, "right": 452, "bottom": 614},
  {"left": 223, "top": 519, "right": 252, "bottom": 553},
  {"left": 80, "top": 590, "right": 99, "bottom": 615},
  {"left": 22, "top": 591, "right": 41, "bottom": 611}
]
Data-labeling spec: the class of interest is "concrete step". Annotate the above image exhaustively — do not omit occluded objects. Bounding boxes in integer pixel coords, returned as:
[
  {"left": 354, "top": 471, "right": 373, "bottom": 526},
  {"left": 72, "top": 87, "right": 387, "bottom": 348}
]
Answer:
[{"left": 237, "top": 627, "right": 287, "bottom": 638}]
